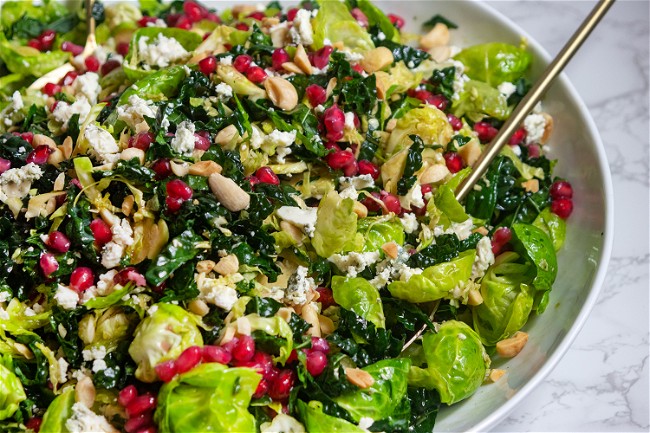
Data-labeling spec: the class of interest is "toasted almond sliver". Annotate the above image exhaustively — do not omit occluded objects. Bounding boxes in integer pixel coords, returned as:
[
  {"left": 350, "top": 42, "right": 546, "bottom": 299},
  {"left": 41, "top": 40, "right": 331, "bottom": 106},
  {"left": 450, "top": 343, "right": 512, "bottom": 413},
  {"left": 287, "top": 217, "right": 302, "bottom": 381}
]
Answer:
[
  {"left": 189, "top": 160, "right": 222, "bottom": 177},
  {"left": 75, "top": 375, "right": 96, "bottom": 408},
  {"left": 496, "top": 331, "right": 529, "bottom": 358},
  {"left": 345, "top": 367, "right": 375, "bottom": 388},
  {"left": 522, "top": 179, "right": 540, "bottom": 193},
  {"left": 196, "top": 260, "right": 216, "bottom": 274},
  {"left": 294, "top": 44, "right": 313, "bottom": 75},
  {"left": 488, "top": 369, "right": 507, "bottom": 383},
  {"left": 467, "top": 289, "right": 484, "bottom": 306},
  {"left": 188, "top": 299, "right": 210, "bottom": 317},
  {"left": 214, "top": 254, "right": 239, "bottom": 276},
  {"left": 420, "top": 23, "right": 450, "bottom": 49},
  {"left": 281, "top": 62, "right": 304, "bottom": 75},
  {"left": 541, "top": 113, "right": 554, "bottom": 144},
  {"left": 381, "top": 241, "right": 399, "bottom": 259},
  {"left": 473, "top": 226, "right": 489, "bottom": 236}
]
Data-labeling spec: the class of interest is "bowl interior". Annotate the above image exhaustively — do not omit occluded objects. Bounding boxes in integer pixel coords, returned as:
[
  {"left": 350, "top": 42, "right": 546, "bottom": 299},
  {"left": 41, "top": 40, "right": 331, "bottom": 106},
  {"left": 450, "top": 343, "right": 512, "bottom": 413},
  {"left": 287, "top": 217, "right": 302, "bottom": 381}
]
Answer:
[{"left": 373, "top": 1, "right": 613, "bottom": 431}]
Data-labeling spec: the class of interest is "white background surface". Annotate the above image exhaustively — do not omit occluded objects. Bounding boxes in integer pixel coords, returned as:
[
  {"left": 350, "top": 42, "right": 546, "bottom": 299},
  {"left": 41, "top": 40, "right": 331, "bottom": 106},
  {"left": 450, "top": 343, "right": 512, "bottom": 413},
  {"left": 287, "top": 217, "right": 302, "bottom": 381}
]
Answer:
[{"left": 483, "top": 1, "right": 650, "bottom": 431}]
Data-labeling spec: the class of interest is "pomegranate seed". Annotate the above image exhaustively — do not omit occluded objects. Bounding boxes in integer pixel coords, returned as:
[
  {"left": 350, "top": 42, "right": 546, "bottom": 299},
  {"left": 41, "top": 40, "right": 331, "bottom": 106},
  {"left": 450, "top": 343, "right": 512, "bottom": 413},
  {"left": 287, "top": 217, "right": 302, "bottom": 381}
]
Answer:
[
  {"left": 38, "top": 30, "right": 56, "bottom": 51},
  {"left": 46, "top": 231, "right": 70, "bottom": 253},
  {"left": 248, "top": 176, "right": 260, "bottom": 187},
  {"left": 272, "top": 48, "right": 290, "bottom": 70},
  {"left": 326, "top": 150, "right": 355, "bottom": 171},
  {"left": 198, "top": 56, "right": 217, "bottom": 75},
  {"left": 527, "top": 144, "right": 541, "bottom": 158},
  {"left": 491, "top": 227, "right": 512, "bottom": 255},
  {"left": 350, "top": 8, "right": 369, "bottom": 26},
  {"left": 221, "top": 337, "right": 238, "bottom": 353},
  {"left": 233, "top": 55, "right": 253, "bottom": 73},
  {"left": 388, "top": 13, "right": 405, "bottom": 29},
  {"left": 42, "top": 83, "right": 61, "bottom": 96},
  {"left": 90, "top": 218, "right": 112, "bottom": 246},
  {"left": 474, "top": 121, "right": 499, "bottom": 143},
  {"left": 380, "top": 192, "right": 401, "bottom": 215},
  {"left": 311, "top": 337, "right": 330, "bottom": 354},
  {"left": 28, "top": 38, "right": 43, "bottom": 51},
  {"left": 126, "top": 394, "right": 156, "bottom": 418},
  {"left": 84, "top": 56, "right": 100, "bottom": 72},
  {"left": 509, "top": 127, "right": 527, "bottom": 145},
  {"left": 166, "top": 179, "right": 193, "bottom": 200},
  {"left": 124, "top": 412, "right": 154, "bottom": 433},
  {"left": 151, "top": 158, "right": 172, "bottom": 180},
  {"left": 25, "top": 417, "right": 42, "bottom": 432},
  {"left": 205, "top": 13, "right": 221, "bottom": 23},
  {"left": 20, "top": 131, "right": 34, "bottom": 144},
  {"left": 305, "top": 84, "right": 327, "bottom": 106},
  {"left": 430, "top": 94, "right": 448, "bottom": 111},
  {"left": 128, "top": 131, "right": 154, "bottom": 151},
  {"left": 118, "top": 385, "right": 138, "bottom": 407},
  {"left": 39, "top": 253, "right": 58, "bottom": 277},
  {"left": 421, "top": 184, "right": 432, "bottom": 195},
  {"left": 113, "top": 267, "right": 146, "bottom": 287},
  {"left": 202, "top": 345, "right": 232, "bottom": 364},
  {"left": 323, "top": 105, "right": 345, "bottom": 134},
  {"left": 268, "top": 369, "right": 295, "bottom": 400},
  {"left": 342, "top": 160, "right": 359, "bottom": 177},
  {"left": 135, "top": 427, "right": 157, "bottom": 433},
  {"left": 253, "top": 379, "right": 268, "bottom": 398},
  {"left": 232, "top": 335, "right": 256, "bottom": 362},
  {"left": 101, "top": 59, "right": 121, "bottom": 76},
  {"left": 248, "top": 11, "right": 265, "bottom": 20},
  {"left": 175, "top": 346, "right": 202, "bottom": 374},
  {"left": 69, "top": 267, "right": 94, "bottom": 292},
  {"left": 138, "top": 16, "right": 159, "bottom": 27},
  {"left": 61, "top": 41, "right": 83, "bottom": 56},
  {"left": 551, "top": 198, "right": 573, "bottom": 219},
  {"left": 255, "top": 166, "right": 280, "bottom": 185},
  {"left": 311, "top": 46, "right": 333, "bottom": 69},
  {"left": 165, "top": 196, "right": 183, "bottom": 213},
  {"left": 27, "top": 145, "right": 53, "bottom": 165},
  {"left": 193, "top": 132, "right": 211, "bottom": 150},
  {"left": 246, "top": 66, "right": 267, "bottom": 84},
  {"left": 286, "top": 8, "right": 299, "bottom": 21},
  {"left": 361, "top": 192, "right": 382, "bottom": 212},
  {"left": 0, "top": 158, "right": 11, "bottom": 174},
  {"left": 235, "top": 22, "right": 249, "bottom": 31},
  {"left": 315, "top": 287, "right": 336, "bottom": 309},
  {"left": 250, "top": 352, "right": 275, "bottom": 379},
  {"left": 444, "top": 152, "right": 464, "bottom": 173},
  {"left": 550, "top": 180, "right": 573, "bottom": 200},
  {"left": 357, "top": 160, "right": 379, "bottom": 179},
  {"left": 412, "top": 89, "right": 435, "bottom": 104},
  {"left": 116, "top": 42, "right": 130, "bottom": 56},
  {"left": 62, "top": 71, "right": 78, "bottom": 86},
  {"left": 286, "top": 350, "right": 298, "bottom": 364},
  {"left": 175, "top": 15, "right": 192, "bottom": 30},
  {"left": 183, "top": 1, "right": 205, "bottom": 22},
  {"left": 306, "top": 350, "right": 328, "bottom": 376},
  {"left": 447, "top": 114, "right": 463, "bottom": 131}
]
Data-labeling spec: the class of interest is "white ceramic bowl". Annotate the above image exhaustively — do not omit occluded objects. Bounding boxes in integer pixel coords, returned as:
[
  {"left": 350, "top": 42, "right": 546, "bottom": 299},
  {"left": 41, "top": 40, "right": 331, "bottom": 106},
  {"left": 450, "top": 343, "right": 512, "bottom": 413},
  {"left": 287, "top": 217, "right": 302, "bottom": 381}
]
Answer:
[{"left": 369, "top": 1, "right": 614, "bottom": 431}]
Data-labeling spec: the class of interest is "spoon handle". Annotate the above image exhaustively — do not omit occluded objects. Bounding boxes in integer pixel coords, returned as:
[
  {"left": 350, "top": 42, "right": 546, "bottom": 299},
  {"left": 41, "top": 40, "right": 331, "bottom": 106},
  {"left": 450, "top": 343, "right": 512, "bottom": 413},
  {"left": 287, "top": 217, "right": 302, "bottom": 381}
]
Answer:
[
  {"left": 86, "top": 0, "right": 96, "bottom": 37},
  {"left": 455, "top": 0, "right": 615, "bottom": 202}
]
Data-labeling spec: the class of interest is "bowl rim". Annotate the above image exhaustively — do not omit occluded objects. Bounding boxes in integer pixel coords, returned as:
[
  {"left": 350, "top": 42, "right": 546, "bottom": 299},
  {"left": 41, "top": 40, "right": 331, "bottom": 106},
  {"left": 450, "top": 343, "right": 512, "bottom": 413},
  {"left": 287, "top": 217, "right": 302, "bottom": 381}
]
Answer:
[{"left": 460, "top": 1, "right": 615, "bottom": 431}]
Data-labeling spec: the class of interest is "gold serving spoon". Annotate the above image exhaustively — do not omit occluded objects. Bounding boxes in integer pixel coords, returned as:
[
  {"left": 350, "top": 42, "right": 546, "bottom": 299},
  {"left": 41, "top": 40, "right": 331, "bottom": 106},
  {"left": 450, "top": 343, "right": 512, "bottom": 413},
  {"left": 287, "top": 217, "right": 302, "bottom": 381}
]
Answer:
[
  {"left": 29, "top": 0, "right": 97, "bottom": 90},
  {"left": 402, "top": 0, "right": 615, "bottom": 352}
]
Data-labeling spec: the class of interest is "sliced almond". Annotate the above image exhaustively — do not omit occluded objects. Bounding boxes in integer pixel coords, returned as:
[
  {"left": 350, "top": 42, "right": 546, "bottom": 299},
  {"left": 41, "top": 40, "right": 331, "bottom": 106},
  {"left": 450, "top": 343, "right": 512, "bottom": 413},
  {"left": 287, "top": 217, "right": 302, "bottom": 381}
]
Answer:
[
  {"left": 208, "top": 172, "right": 251, "bottom": 212},
  {"left": 280, "top": 220, "right": 303, "bottom": 244},
  {"left": 488, "top": 369, "right": 507, "bottom": 383},
  {"left": 359, "top": 47, "right": 394, "bottom": 73},
  {"left": 277, "top": 307, "right": 295, "bottom": 323},
  {"left": 541, "top": 113, "right": 554, "bottom": 144},
  {"left": 135, "top": 121, "right": 150, "bottom": 134},
  {"left": 215, "top": 125, "right": 240, "bottom": 147},
  {"left": 214, "top": 254, "right": 239, "bottom": 276},
  {"left": 326, "top": 78, "right": 338, "bottom": 98},
  {"left": 301, "top": 302, "right": 321, "bottom": 337},
  {"left": 32, "top": 133, "right": 57, "bottom": 149},
  {"left": 458, "top": 140, "right": 481, "bottom": 167},
  {"left": 47, "top": 148, "right": 65, "bottom": 167},
  {"left": 120, "top": 147, "right": 145, "bottom": 164},
  {"left": 318, "top": 314, "right": 335, "bottom": 335},
  {"left": 14, "top": 343, "right": 33, "bottom": 359},
  {"left": 467, "top": 289, "right": 484, "bottom": 306},
  {"left": 60, "top": 136, "right": 73, "bottom": 159},
  {"left": 428, "top": 45, "right": 452, "bottom": 63},
  {"left": 374, "top": 71, "right": 390, "bottom": 100},
  {"left": 236, "top": 316, "right": 252, "bottom": 335},
  {"left": 496, "top": 331, "right": 529, "bottom": 358},
  {"left": 353, "top": 201, "right": 368, "bottom": 218},
  {"left": 473, "top": 226, "right": 489, "bottom": 236},
  {"left": 381, "top": 241, "right": 399, "bottom": 259},
  {"left": 170, "top": 160, "right": 190, "bottom": 177},
  {"left": 385, "top": 118, "right": 397, "bottom": 132},
  {"left": 420, "top": 23, "right": 450, "bottom": 50},
  {"left": 121, "top": 195, "right": 135, "bottom": 216},
  {"left": 271, "top": 25, "right": 289, "bottom": 48},
  {"left": 419, "top": 163, "right": 450, "bottom": 184},
  {"left": 281, "top": 61, "right": 304, "bottom": 75},
  {"left": 188, "top": 299, "right": 210, "bottom": 317},
  {"left": 75, "top": 376, "right": 96, "bottom": 408},
  {"left": 294, "top": 44, "right": 313, "bottom": 74},
  {"left": 521, "top": 179, "right": 540, "bottom": 193},
  {"left": 345, "top": 368, "right": 375, "bottom": 388},
  {"left": 264, "top": 76, "right": 299, "bottom": 111},
  {"left": 189, "top": 160, "right": 222, "bottom": 177},
  {"left": 196, "top": 260, "right": 216, "bottom": 274}
]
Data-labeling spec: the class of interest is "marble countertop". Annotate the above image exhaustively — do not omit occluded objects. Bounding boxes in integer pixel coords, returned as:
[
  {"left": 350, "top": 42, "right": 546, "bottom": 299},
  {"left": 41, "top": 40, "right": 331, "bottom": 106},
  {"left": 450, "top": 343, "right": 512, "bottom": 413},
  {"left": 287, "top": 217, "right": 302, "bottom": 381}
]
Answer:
[{"left": 483, "top": 1, "right": 650, "bottom": 431}]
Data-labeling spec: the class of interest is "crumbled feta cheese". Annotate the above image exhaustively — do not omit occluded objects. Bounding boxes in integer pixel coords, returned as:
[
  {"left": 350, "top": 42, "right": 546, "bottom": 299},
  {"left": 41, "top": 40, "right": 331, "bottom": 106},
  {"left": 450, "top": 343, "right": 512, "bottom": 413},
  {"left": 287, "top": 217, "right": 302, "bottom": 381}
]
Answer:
[
  {"left": 314, "top": 104, "right": 325, "bottom": 114},
  {"left": 137, "top": 34, "right": 190, "bottom": 68},
  {"left": 284, "top": 266, "right": 315, "bottom": 305},
  {"left": 398, "top": 183, "right": 425, "bottom": 210},
  {"left": 219, "top": 55, "right": 233, "bottom": 66},
  {"left": 400, "top": 212, "right": 419, "bottom": 234},
  {"left": 250, "top": 127, "right": 265, "bottom": 150},
  {"left": 451, "top": 60, "right": 470, "bottom": 98},
  {"left": 290, "top": 9, "right": 314, "bottom": 45},
  {"left": 497, "top": 81, "right": 517, "bottom": 99},
  {"left": 146, "top": 18, "right": 167, "bottom": 28},
  {"left": 328, "top": 251, "right": 380, "bottom": 277},
  {"left": 0, "top": 291, "right": 10, "bottom": 303},
  {"left": 523, "top": 113, "right": 547, "bottom": 144},
  {"left": 276, "top": 206, "right": 318, "bottom": 232},
  {"left": 433, "top": 218, "right": 474, "bottom": 241},
  {"left": 215, "top": 82, "right": 234, "bottom": 100},
  {"left": 52, "top": 97, "right": 92, "bottom": 129},
  {"left": 96, "top": 270, "right": 118, "bottom": 295},
  {"left": 344, "top": 112, "right": 356, "bottom": 130},
  {"left": 170, "top": 121, "right": 196, "bottom": 156},
  {"left": 11, "top": 91, "right": 23, "bottom": 111},
  {"left": 196, "top": 273, "right": 242, "bottom": 311},
  {"left": 0, "top": 162, "right": 43, "bottom": 204},
  {"left": 117, "top": 94, "right": 158, "bottom": 130},
  {"left": 358, "top": 417, "right": 374, "bottom": 431},
  {"left": 82, "top": 345, "right": 108, "bottom": 372},
  {"left": 24, "top": 307, "right": 35, "bottom": 316},
  {"left": 260, "top": 413, "right": 306, "bottom": 433},
  {"left": 340, "top": 174, "right": 375, "bottom": 191},
  {"left": 111, "top": 218, "right": 134, "bottom": 247},
  {"left": 342, "top": 50, "right": 364, "bottom": 62},
  {"left": 339, "top": 185, "right": 358, "bottom": 200},
  {"left": 73, "top": 72, "right": 101, "bottom": 104},
  {"left": 267, "top": 129, "right": 297, "bottom": 163},
  {"left": 84, "top": 124, "right": 120, "bottom": 164},
  {"left": 54, "top": 285, "right": 79, "bottom": 310},
  {"left": 57, "top": 357, "right": 69, "bottom": 383},
  {"left": 368, "top": 118, "right": 379, "bottom": 130},
  {"left": 472, "top": 236, "right": 495, "bottom": 279},
  {"left": 101, "top": 241, "right": 124, "bottom": 269},
  {"left": 65, "top": 402, "right": 116, "bottom": 433}
]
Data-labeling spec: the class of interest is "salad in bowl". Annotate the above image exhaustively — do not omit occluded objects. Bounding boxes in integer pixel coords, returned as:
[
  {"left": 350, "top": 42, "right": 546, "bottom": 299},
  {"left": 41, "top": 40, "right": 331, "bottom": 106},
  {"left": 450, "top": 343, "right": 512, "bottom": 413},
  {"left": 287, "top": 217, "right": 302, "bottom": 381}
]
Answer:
[{"left": 0, "top": 1, "right": 576, "bottom": 432}]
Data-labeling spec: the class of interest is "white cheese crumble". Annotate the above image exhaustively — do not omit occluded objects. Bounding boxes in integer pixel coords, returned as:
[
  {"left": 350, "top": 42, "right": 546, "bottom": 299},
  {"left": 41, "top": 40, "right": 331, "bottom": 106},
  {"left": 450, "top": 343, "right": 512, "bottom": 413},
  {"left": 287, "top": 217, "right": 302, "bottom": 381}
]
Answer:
[
  {"left": 215, "top": 82, "right": 234, "bottom": 100},
  {"left": 472, "top": 236, "right": 495, "bottom": 279},
  {"left": 368, "top": 118, "right": 379, "bottom": 130},
  {"left": 220, "top": 55, "right": 233, "bottom": 66},
  {"left": 328, "top": 251, "right": 380, "bottom": 278},
  {"left": 11, "top": 91, "right": 23, "bottom": 111},
  {"left": 290, "top": 9, "right": 314, "bottom": 46},
  {"left": 137, "top": 34, "right": 190, "bottom": 68},
  {"left": 260, "top": 413, "right": 306, "bottom": 433},
  {"left": 170, "top": 121, "right": 196, "bottom": 156},
  {"left": 57, "top": 357, "right": 69, "bottom": 383},
  {"left": 358, "top": 417, "right": 374, "bottom": 431},
  {"left": 101, "top": 242, "right": 124, "bottom": 269},
  {"left": 54, "top": 285, "right": 79, "bottom": 310},
  {"left": 0, "top": 308, "right": 9, "bottom": 320},
  {"left": 267, "top": 129, "right": 297, "bottom": 163},
  {"left": 339, "top": 174, "right": 375, "bottom": 190},
  {"left": 117, "top": 94, "right": 158, "bottom": 130},
  {"left": 84, "top": 124, "right": 120, "bottom": 164},
  {"left": 497, "top": 81, "right": 517, "bottom": 99},
  {"left": 339, "top": 185, "right": 358, "bottom": 200},
  {"left": 0, "top": 291, "right": 10, "bottom": 303},
  {"left": 82, "top": 345, "right": 108, "bottom": 373},
  {"left": 0, "top": 163, "right": 43, "bottom": 203},
  {"left": 276, "top": 206, "right": 317, "bottom": 233},
  {"left": 65, "top": 402, "right": 116, "bottom": 433},
  {"left": 398, "top": 183, "right": 425, "bottom": 210},
  {"left": 284, "top": 266, "right": 315, "bottom": 305},
  {"left": 196, "top": 273, "right": 242, "bottom": 311},
  {"left": 433, "top": 218, "right": 474, "bottom": 241},
  {"left": 344, "top": 112, "right": 356, "bottom": 130},
  {"left": 52, "top": 97, "right": 92, "bottom": 129},
  {"left": 523, "top": 112, "right": 547, "bottom": 144},
  {"left": 400, "top": 212, "right": 419, "bottom": 234},
  {"left": 72, "top": 72, "right": 101, "bottom": 104}
]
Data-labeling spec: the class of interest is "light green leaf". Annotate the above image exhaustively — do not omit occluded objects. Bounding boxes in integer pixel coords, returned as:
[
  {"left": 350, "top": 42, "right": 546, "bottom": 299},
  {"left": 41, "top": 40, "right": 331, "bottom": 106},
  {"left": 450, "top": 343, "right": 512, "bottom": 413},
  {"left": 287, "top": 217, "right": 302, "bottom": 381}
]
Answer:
[
  {"left": 312, "top": 190, "right": 360, "bottom": 258},
  {"left": 332, "top": 276, "right": 385, "bottom": 329}
]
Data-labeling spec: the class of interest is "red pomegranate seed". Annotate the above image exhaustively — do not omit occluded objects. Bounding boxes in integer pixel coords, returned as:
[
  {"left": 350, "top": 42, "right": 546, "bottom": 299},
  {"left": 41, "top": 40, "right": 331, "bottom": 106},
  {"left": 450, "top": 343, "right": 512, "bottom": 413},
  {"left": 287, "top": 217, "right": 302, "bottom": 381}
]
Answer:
[
  {"left": 246, "top": 66, "right": 267, "bottom": 84},
  {"left": 550, "top": 180, "right": 573, "bottom": 200},
  {"left": 27, "top": 145, "right": 53, "bottom": 165},
  {"left": 183, "top": 1, "right": 205, "bottom": 22},
  {"left": 46, "top": 231, "right": 70, "bottom": 253},
  {"left": 323, "top": 105, "right": 345, "bottom": 133},
  {"left": 315, "top": 287, "right": 336, "bottom": 309},
  {"left": 90, "top": 218, "right": 112, "bottom": 246},
  {"left": 198, "top": 56, "right": 217, "bottom": 75},
  {"left": 20, "top": 132, "right": 34, "bottom": 144},
  {"left": 0, "top": 158, "right": 10, "bottom": 174},
  {"left": 248, "top": 11, "right": 265, "bottom": 20},
  {"left": 166, "top": 179, "right": 193, "bottom": 201},
  {"left": 206, "top": 13, "right": 221, "bottom": 23},
  {"left": 232, "top": 335, "right": 256, "bottom": 362},
  {"left": 113, "top": 267, "right": 146, "bottom": 287},
  {"left": 311, "top": 337, "right": 330, "bottom": 354},
  {"left": 202, "top": 345, "right": 232, "bottom": 364},
  {"left": 235, "top": 22, "right": 249, "bottom": 31},
  {"left": 62, "top": 71, "right": 78, "bottom": 86},
  {"left": 412, "top": 89, "right": 434, "bottom": 104},
  {"left": 421, "top": 184, "right": 432, "bottom": 195},
  {"left": 128, "top": 132, "right": 154, "bottom": 151},
  {"left": 118, "top": 385, "right": 138, "bottom": 407},
  {"left": 193, "top": 132, "right": 211, "bottom": 150},
  {"left": 248, "top": 176, "right": 260, "bottom": 188},
  {"left": 138, "top": 16, "right": 159, "bottom": 27},
  {"left": 272, "top": 48, "right": 290, "bottom": 70},
  {"left": 380, "top": 192, "right": 402, "bottom": 215},
  {"left": 101, "top": 59, "right": 121, "bottom": 76},
  {"left": 60, "top": 40, "right": 85, "bottom": 56},
  {"left": 38, "top": 30, "right": 56, "bottom": 51},
  {"left": 124, "top": 412, "right": 153, "bottom": 433},
  {"left": 305, "top": 84, "right": 327, "bottom": 106},
  {"left": 84, "top": 56, "right": 100, "bottom": 72},
  {"left": 69, "top": 267, "right": 94, "bottom": 292},
  {"left": 116, "top": 42, "right": 130, "bottom": 56},
  {"left": 325, "top": 150, "right": 355, "bottom": 171},
  {"left": 527, "top": 144, "right": 541, "bottom": 158},
  {"left": 134, "top": 427, "right": 157, "bottom": 433},
  {"left": 234, "top": 55, "right": 253, "bottom": 73},
  {"left": 151, "top": 158, "right": 172, "bottom": 180},
  {"left": 42, "top": 83, "right": 61, "bottom": 96},
  {"left": 255, "top": 166, "right": 280, "bottom": 185},
  {"left": 126, "top": 394, "right": 156, "bottom": 418},
  {"left": 268, "top": 369, "right": 295, "bottom": 400},
  {"left": 40, "top": 253, "right": 58, "bottom": 277},
  {"left": 447, "top": 114, "right": 463, "bottom": 131},
  {"left": 286, "top": 8, "right": 299, "bottom": 21},
  {"left": 491, "top": 227, "right": 512, "bottom": 255},
  {"left": 509, "top": 127, "right": 527, "bottom": 145},
  {"left": 306, "top": 350, "right": 328, "bottom": 376},
  {"left": 474, "top": 121, "right": 499, "bottom": 143},
  {"left": 165, "top": 196, "right": 183, "bottom": 213},
  {"left": 357, "top": 160, "right": 379, "bottom": 179},
  {"left": 551, "top": 198, "right": 573, "bottom": 219},
  {"left": 175, "top": 346, "right": 203, "bottom": 374},
  {"left": 175, "top": 15, "right": 192, "bottom": 29},
  {"left": 429, "top": 94, "right": 448, "bottom": 111},
  {"left": 444, "top": 152, "right": 464, "bottom": 173},
  {"left": 361, "top": 192, "right": 382, "bottom": 212},
  {"left": 25, "top": 418, "right": 42, "bottom": 432},
  {"left": 28, "top": 38, "right": 43, "bottom": 51},
  {"left": 388, "top": 13, "right": 405, "bottom": 29},
  {"left": 253, "top": 379, "right": 268, "bottom": 399},
  {"left": 351, "top": 8, "right": 369, "bottom": 27},
  {"left": 311, "top": 46, "right": 333, "bottom": 69},
  {"left": 342, "top": 160, "right": 359, "bottom": 177}
]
